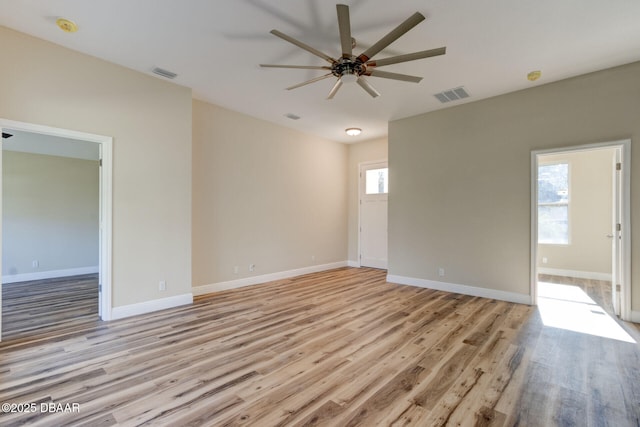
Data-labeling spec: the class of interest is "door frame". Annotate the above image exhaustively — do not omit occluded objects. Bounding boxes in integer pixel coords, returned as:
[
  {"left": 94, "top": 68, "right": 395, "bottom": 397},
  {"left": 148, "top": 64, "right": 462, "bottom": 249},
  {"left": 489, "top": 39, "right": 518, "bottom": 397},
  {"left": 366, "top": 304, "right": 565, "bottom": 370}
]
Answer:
[
  {"left": 358, "top": 159, "right": 388, "bottom": 269},
  {"left": 0, "top": 119, "right": 113, "bottom": 341},
  {"left": 530, "top": 139, "right": 631, "bottom": 320}
]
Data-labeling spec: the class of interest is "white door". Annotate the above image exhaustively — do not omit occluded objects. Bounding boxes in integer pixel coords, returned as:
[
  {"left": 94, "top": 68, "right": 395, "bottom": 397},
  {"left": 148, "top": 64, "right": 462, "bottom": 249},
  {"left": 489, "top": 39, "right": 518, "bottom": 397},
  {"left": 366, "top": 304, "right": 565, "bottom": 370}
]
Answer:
[
  {"left": 359, "top": 161, "right": 388, "bottom": 269},
  {"left": 611, "top": 148, "right": 622, "bottom": 316}
]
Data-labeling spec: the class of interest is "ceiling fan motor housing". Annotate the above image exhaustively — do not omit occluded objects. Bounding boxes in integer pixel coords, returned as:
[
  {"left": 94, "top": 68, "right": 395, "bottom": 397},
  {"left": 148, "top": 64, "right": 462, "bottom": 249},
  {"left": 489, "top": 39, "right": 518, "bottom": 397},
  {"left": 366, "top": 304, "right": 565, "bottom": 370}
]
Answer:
[{"left": 332, "top": 57, "right": 366, "bottom": 79}]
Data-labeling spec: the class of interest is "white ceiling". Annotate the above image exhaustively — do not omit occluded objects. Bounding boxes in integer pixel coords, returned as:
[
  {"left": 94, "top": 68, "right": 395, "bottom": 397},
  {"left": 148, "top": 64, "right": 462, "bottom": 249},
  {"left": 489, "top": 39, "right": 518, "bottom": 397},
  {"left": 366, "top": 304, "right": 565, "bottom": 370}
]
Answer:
[{"left": 1, "top": 0, "right": 640, "bottom": 143}]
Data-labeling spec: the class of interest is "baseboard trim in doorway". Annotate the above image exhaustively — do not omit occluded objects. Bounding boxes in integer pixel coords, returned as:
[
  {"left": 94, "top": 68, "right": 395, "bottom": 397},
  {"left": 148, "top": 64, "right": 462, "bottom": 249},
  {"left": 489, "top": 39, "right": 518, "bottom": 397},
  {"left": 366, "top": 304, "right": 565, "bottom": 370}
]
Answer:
[
  {"left": 111, "top": 293, "right": 193, "bottom": 320},
  {"left": 630, "top": 310, "right": 640, "bottom": 324},
  {"left": 537, "top": 267, "right": 612, "bottom": 281},
  {"left": 347, "top": 260, "right": 360, "bottom": 268},
  {"left": 387, "top": 274, "right": 531, "bottom": 305},
  {"left": 2, "top": 266, "right": 99, "bottom": 284},
  {"left": 193, "top": 261, "right": 349, "bottom": 296}
]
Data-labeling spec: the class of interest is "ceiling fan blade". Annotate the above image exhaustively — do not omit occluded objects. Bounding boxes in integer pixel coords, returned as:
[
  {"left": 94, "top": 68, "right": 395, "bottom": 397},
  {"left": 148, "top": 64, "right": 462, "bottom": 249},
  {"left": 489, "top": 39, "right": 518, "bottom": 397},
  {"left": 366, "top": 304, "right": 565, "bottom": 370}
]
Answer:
[
  {"left": 357, "top": 77, "right": 381, "bottom": 98},
  {"left": 260, "top": 64, "right": 332, "bottom": 70},
  {"left": 367, "top": 47, "right": 446, "bottom": 67},
  {"left": 337, "top": 4, "right": 352, "bottom": 58},
  {"left": 286, "top": 73, "right": 334, "bottom": 90},
  {"left": 357, "top": 12, "right": 425, "bottom": 62},
  {"left": 270, "top": 29, "right": 336, "bottom": 64},
  {"left": 327, "top": 79, "right": 343, "bottom": 99},
  {"left": 367, "top": 69, "right": 422, "bottom": 83}
]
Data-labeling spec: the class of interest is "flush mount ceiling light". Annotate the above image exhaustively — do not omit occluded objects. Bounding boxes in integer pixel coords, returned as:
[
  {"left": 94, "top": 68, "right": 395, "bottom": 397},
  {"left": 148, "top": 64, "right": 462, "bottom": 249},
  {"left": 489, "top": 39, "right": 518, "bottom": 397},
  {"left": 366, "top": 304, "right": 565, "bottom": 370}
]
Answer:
[
  {"left": 527, "top": 70, "right": 542, "bottom": 81},
  {"left": 345, "top": 128, "right": 362, "bottom": 136},
  {"left": 56, "top": 18, "right": 78, "bottom": 33}
]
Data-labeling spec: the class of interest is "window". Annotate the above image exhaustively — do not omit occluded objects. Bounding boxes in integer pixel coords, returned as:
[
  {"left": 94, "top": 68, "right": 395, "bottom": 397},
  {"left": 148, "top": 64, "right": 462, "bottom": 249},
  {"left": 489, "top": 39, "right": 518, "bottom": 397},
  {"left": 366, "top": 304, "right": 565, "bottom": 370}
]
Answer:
[
  {"left": 538, "top": 163, "right": 569, "bottom": 244},
  {"left": 365, "top": 168, "right": 388, "bottom": 194}
]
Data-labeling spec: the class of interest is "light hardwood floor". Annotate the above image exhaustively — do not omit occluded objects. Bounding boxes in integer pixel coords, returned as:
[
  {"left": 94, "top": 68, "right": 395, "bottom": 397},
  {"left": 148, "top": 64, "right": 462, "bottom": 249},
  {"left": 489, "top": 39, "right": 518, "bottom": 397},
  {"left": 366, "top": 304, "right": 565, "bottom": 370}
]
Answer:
[{"left": 1, "top": 268, "right": 639, "bottom": 426}]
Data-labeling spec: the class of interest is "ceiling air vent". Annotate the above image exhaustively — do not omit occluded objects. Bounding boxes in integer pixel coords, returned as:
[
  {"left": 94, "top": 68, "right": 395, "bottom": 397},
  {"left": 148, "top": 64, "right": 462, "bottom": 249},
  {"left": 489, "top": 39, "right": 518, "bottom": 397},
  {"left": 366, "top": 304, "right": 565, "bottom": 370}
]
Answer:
[
  {"left": 152, "top": 67, "right": 178, "bottom": 80},
  {"left": 284, "top": 113, "right": 301, "bottom": 120},
  {"left": 434, "top": 86, "right": 470, "bottom": 103}
]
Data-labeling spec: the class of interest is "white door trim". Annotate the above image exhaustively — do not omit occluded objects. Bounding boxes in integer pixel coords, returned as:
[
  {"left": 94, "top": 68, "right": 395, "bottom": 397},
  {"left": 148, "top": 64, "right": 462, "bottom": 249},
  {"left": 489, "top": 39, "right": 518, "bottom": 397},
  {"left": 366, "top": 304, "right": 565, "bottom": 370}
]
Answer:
[
  {"left": 0, "top": 119, "right": 114, "bottom": 337},
  {"left": 358, "top": 159, "right": 388, "bottom": 269},
  {"left": 530, "top": 139, "right": 631, "bottom": 321}
]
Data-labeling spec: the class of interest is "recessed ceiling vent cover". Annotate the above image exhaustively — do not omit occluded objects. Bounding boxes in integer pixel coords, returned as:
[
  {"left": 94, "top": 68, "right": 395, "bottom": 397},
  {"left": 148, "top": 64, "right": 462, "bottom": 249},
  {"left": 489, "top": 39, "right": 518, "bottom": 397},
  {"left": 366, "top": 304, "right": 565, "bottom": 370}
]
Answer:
[
  {"left": 152, "top": 67, "right": 178, "bottom": 79},
  {"left": 284, "top": 113, "right": 301, "bottom": 120},
  {"left": 434, "top": 86, "right": 470, "bottom": 103}
]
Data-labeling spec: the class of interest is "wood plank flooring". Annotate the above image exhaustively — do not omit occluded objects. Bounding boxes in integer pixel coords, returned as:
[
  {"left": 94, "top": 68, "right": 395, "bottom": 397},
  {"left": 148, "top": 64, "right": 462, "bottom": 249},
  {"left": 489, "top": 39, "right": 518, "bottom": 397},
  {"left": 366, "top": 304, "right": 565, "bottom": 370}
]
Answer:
[
  {"left": 1, "top": 268, "right": 639, "bottom": 426},
  {"left": 1, "top": 274, "right": 99, "bottom": 343}
]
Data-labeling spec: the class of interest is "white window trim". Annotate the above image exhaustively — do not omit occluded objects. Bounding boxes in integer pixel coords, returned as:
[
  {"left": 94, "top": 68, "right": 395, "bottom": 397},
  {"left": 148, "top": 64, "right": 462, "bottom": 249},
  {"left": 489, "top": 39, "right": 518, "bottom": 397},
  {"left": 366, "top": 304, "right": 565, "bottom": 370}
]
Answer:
[{"left": 537, "top": 161, "right": 571, "bottom": 246}]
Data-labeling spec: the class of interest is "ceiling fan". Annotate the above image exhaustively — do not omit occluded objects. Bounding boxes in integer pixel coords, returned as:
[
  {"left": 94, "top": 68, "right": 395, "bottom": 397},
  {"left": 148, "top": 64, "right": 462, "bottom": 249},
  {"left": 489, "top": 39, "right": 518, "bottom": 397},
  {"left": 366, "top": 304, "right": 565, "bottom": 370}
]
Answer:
[{"left": 260, "top": 4, "right": 446, "bottom": 99}]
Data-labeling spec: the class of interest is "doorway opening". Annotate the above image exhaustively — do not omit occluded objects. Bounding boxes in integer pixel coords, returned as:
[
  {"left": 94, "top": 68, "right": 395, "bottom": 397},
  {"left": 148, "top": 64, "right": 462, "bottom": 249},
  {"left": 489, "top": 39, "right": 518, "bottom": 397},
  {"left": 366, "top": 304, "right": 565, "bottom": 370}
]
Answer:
[
  {"left": 531, "top": 139, "right": 631, "bottom": 329},
  {"left": 0, "top": 119, "right": 113, "bottom": 342},
  {"left": 359, "top": 160, "right": 388, "bottom": 269}
]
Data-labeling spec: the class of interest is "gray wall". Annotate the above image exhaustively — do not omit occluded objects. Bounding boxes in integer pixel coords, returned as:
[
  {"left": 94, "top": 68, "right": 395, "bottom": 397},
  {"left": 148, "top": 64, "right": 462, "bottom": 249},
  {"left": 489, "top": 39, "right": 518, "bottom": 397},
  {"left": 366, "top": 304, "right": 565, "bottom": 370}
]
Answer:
[
  {"left": 389, "top": 61, "right": 640, "bottom": 311},
  {"left": 2, "top": 151, "right": 99, "bottom": 280}
]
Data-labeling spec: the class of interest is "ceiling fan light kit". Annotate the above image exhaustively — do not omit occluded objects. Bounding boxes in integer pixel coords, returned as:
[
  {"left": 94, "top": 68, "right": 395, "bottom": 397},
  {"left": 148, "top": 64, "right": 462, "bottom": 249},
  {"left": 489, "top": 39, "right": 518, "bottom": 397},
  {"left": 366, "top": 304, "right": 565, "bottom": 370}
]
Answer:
[{"left": 260, "top": 4, "right": 446, "bottom": 100}]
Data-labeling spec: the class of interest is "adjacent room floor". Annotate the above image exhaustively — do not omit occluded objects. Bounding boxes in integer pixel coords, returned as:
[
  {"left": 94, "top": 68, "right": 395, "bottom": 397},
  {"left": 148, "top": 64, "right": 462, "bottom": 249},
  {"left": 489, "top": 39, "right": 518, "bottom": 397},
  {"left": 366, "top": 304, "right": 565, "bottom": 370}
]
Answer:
[{"left": 1, "top": 268, "right": 639, "bottom": 426}]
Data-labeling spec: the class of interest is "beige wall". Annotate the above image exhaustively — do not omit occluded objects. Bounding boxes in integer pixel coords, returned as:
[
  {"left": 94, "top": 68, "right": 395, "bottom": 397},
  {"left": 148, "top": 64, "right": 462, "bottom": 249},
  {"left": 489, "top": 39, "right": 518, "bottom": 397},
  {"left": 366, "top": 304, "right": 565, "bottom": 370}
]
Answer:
[
  {"left": 538, "top": 149, "right": 614, "bottom": 276},
  {"left": 192, "top": 100, "right": 348, "bottom": 286},
  {"left": 0, "top": 26, "right": 192, "bottom": 306},
  {"left": 2, "top": 151, "right": 99, "bottom": 278},
  {"left": 389, "top": 61, "right": 640, "bottom": 310},
  {"left": 347, "top": 138, "right": 388, "bottom": 263}
]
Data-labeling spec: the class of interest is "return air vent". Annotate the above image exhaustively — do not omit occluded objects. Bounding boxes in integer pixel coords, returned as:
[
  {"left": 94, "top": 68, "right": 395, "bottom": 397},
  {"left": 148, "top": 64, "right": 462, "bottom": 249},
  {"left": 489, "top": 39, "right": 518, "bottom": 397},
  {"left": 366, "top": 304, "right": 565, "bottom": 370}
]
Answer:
[
  {"left": 284, "top": 113, "right": 301, "bottom": 120},
  {"left": 152, "top": 67, "right": 178, "bottom": 80},
  {"left": 434, "top": 86, "right": 470, "bottom": 103}
]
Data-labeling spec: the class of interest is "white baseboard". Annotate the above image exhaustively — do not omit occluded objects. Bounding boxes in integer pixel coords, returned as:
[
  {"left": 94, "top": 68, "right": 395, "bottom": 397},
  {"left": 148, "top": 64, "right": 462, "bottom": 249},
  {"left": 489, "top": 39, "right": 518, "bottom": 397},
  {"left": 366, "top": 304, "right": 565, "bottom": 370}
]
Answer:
[
  {"left": 111, "top": 293, "right": 193, "bottom": 321},
  {"left": 537, "top": 267, "right": 612, "bottom": 281},
  {"left": 193, "top": 261, "right": 349, "bottom": 296},
  {"left": 347, "top": 260, "right": 360, "bottom": 268},
  {"left": 2, "top": 266, "right": 99, "bottom": 284},
  {"left": 630, "top": 310, "right": 640, "bottom": 324},
  {"left": 386, "top": 274, "right": 532, "bottom": 305}
]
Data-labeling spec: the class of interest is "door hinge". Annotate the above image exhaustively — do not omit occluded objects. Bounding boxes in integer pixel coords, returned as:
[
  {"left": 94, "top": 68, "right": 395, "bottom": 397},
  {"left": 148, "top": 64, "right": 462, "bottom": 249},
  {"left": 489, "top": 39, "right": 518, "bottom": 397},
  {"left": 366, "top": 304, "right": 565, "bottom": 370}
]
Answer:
[
  {"left": 616, "top": 284, "right": 621, "bottom": 292},
  {"left": 98, "top": 284, "right": 102, "bottom": 292},
  {"left": 616, "top": 162, "right": 622, "bottom": 171},
  {"left": 99, "top": 158, "right": 103, "bottom": 167},
  {"left": 617, "top": 223, "right": 621, "bottom": 232}
]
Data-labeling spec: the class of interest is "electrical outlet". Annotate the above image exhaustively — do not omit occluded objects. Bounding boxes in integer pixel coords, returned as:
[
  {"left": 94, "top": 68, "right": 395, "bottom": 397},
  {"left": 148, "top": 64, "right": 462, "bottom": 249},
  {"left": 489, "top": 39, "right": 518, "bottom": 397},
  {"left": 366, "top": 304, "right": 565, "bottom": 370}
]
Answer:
[
  {"left": 159, "top": 280, "right": 166, "bottom": 291},
  {"left": 249, "top": 264, "right": 255, "bottom": 272},
  {"left": 542, "top": 257, "right": 548, "bottom": 264},
  {"left": 233, "top": 266, "right": 239, "bottom": 274},
  {"left": 32, "top": 260, "right": 39, "bottom": 268},
  {"left": 311, "top": 255, "right": 315, "bottom": 262},
  {"left": 438, "top": 267, "right": 445, "bottom": 277}
]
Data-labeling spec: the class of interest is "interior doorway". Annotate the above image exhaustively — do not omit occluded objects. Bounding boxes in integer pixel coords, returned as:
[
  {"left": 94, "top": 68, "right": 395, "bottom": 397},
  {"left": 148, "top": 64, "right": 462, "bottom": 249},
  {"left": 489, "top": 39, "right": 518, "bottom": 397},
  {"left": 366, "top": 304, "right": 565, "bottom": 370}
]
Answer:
[
  {"left": 530, "top": 139, "right": 631, "bottom": 322},
  {"left": 359, "top": 160, "right": 388, "bottom": 269},
  {"left": 0, "top": 119, "right": 113, "bottom": 342}
]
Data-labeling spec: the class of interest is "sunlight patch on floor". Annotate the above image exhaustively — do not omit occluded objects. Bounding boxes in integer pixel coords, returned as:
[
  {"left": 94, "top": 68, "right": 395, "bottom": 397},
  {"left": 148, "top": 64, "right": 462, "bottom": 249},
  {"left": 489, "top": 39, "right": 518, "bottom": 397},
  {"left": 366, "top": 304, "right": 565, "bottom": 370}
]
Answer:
[{"left": 538, "top": 282, "right": 635, "bottom": 343}]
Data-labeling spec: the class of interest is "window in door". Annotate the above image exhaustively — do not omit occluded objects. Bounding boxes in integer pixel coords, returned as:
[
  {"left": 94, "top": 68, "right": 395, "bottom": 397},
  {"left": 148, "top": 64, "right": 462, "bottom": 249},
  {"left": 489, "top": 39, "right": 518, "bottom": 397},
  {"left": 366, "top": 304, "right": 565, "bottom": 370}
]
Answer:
[
  {"left": 538, "top": 162, "right": 569, "bottom": 244},
  {"left": 365, "top": 168, "right": 388, "bottom": 194}
]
